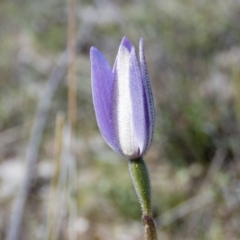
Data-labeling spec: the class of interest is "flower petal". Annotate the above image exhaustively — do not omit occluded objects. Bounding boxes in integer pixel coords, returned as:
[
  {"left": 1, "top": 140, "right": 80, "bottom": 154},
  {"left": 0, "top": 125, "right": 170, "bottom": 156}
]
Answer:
[
  {"left": 139, "top": 38, "right": 155, "bottom": 154},
  {"left": 129, "top": 47, "right": 147, "bottom": 155},
  {"left": 113, "top": 43, "right": 139, "bottom": 158},
  {"left": 90, "top": 47, "right": 120, "bottom": 153}
]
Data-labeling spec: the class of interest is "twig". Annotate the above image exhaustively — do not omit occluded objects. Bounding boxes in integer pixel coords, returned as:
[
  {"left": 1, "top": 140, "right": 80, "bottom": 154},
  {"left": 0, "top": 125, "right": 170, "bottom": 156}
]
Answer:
[{"left": 5, "top": 23, "right": 93, "bottom": 240}]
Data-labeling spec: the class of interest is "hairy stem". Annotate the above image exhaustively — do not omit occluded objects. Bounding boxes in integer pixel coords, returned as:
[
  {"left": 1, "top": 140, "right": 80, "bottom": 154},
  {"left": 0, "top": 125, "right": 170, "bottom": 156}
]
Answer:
[{"left": 128, "top": 158, "right": 158, "bottom": 240}]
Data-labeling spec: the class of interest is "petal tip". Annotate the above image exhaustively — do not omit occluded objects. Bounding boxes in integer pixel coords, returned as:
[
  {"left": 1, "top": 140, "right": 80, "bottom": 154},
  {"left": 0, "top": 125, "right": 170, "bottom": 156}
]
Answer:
[
  {"left": 139, "top": 37, "right": 144, "bottom": 50},
  {"left": 90, "top": 46, "right": 99, "bottom": 56},
  {"left": 120, "top": 36, "right": 132, "bottom": 52},
  {"left": 90, "top": 47, "right": 106, "bottom": 65}
]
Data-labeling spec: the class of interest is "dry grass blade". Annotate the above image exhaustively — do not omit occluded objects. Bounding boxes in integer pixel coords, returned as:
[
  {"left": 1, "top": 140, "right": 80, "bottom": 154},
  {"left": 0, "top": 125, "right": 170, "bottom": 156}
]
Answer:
[
  {"left": 66, "top": 138, "right": 78, "bottom": 240},
  {"left": 67, "top": 0, "right": 77, "bottom": 128},
  {"left": 51, "top": 124, "right": 72, "bottom": 240},
  {"left": 45, "top": 113, "right": 65, "bottom": 240}
]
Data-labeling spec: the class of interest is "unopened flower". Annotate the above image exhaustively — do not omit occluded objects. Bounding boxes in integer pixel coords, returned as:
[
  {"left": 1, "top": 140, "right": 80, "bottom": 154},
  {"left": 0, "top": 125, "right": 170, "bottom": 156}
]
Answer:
[{"left": 90, "top": 37, "right": 154, "bottom": 159}]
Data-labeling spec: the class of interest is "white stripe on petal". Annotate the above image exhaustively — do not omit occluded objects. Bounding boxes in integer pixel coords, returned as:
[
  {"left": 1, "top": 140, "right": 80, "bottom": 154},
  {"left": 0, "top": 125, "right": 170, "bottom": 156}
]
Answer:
[
  {"left": 113, "top": 45, "right": 139, "bottom": 158},
  {"left": 129, "top": 47, "right": 146, "bottom": 155}
]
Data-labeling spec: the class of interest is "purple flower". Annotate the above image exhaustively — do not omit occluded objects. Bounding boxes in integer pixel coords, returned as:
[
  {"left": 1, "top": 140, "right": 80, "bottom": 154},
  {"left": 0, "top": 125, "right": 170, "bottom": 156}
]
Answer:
[{"left": 90, "top": 37, "right": 155, "bottom": 159}]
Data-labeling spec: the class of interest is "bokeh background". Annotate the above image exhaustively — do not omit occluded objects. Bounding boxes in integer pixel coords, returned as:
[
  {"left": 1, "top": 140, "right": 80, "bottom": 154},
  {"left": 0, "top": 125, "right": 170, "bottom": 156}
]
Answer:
[{"left": 1, "top": 0, "right": 240, "bottom": 239}]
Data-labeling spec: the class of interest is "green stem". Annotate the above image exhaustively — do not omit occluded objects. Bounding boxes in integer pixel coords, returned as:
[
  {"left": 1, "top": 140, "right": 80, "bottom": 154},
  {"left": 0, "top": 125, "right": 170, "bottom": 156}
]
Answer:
[
  {"left": 128, "top": 158, "right": 158, "bottom": 240},
  {"left": 128, "top": 158, "right": 151, "bottom": 215}
]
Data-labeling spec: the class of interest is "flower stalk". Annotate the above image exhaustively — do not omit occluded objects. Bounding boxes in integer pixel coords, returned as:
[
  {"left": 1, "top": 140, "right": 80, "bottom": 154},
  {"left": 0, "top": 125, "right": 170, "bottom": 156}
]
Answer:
[
  {"left": 129, "top": 158, "right": 151, "bottom": 215},
  {"left": 129, "top": 158, "right": 158, "bottom": 240}
]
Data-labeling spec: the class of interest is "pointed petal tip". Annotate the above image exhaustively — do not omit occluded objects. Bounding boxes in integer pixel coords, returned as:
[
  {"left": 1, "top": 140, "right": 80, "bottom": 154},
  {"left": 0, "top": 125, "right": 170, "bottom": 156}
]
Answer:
[
  {"left": 90, "top": 46, "right": 99, "bottom": 55},
  {"left": 122, "top": 36, "right": 129, "bottom": 41},
  {"left": 139, "top": 37, "right": 144, "bottom": 49},
  {"left": 90, "top": 47, "right": 106, "bottom": 64},
  {"left": 120, "top": 36, "right": 132, "bottom": 52}
]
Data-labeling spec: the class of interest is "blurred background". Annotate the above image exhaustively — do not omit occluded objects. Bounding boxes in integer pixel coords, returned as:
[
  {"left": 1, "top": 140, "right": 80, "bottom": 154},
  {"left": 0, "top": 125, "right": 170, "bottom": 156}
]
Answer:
[{"left": 1, "top": 0, "right": 240, "bottom": 239}]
